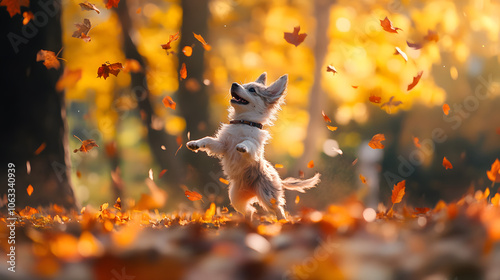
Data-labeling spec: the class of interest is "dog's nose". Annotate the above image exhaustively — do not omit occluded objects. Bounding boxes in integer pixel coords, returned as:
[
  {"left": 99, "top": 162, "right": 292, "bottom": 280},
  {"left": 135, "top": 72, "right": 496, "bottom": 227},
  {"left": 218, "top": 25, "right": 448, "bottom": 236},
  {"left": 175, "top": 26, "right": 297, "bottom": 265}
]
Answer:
[{"left": 231, "top": 83, "right": 239, "bottom": 90}]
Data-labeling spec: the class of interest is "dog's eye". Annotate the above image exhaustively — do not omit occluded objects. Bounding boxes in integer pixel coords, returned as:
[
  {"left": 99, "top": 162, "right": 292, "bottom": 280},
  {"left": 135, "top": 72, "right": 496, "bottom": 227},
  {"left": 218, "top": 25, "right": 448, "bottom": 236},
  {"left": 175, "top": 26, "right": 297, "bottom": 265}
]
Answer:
[{"left": 248, "top": 87, "right": 256, "bottom": 93}]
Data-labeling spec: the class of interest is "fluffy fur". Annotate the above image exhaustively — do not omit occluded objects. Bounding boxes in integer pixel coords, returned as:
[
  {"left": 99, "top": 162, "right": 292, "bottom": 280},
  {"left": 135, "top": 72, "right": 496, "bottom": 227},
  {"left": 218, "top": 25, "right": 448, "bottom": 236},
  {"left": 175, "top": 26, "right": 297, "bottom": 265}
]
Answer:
[{"left": 186, "top": 73, "right": 320, "bottom": 220}]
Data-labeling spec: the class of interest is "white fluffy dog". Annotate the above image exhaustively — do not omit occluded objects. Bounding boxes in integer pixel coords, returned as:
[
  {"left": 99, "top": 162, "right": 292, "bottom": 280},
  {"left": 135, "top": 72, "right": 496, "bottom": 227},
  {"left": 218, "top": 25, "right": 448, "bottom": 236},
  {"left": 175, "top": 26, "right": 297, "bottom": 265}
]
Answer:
[{"left": 186, "top": 73, "right": 320, "bottom": 220}]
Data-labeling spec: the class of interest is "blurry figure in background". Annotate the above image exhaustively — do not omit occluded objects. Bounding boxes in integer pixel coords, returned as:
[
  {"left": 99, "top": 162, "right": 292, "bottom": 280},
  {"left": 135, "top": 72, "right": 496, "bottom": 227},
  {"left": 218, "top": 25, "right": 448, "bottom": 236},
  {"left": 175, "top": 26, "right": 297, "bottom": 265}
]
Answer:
[{"left": 357, "top": 142, "right": 384, "bottom": 208}]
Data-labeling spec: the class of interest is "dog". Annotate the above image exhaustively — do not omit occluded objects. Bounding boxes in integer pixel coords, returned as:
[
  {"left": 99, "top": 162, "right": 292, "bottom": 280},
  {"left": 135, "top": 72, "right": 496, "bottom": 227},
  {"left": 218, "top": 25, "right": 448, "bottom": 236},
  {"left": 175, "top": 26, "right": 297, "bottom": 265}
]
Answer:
[{"left": 186, "top": 73, "right": 320, "bottom": 220}]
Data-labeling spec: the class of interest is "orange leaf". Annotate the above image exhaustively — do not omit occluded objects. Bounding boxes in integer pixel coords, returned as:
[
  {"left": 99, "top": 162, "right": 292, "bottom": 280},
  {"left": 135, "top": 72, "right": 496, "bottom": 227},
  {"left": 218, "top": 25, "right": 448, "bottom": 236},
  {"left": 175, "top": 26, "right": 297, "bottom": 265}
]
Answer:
[
  {"left": 179, "top": 63, "right": 187, "bottom": 80},
  {"left": 326, "top": 65, "right": 337, "bottom": 75},
  {"left": 182, "top": 46, "right": 193, "bottom": 57},
  {"left": 369, "top": 93, "right": 381, "bottom": 104},
  {"left": 359, "top": 174, "right": 367, "bottom": 184},
  {"left": 114, "top": 197, "right": 121, "bottom": 210},
  {"left": 275, "top": 164, "right": 284, "bottom": 169},
  {"left": 487, "top": 159, "right": 500, "bottom": 183},
  {"left": 161, "top": 31, "right": 180, "bottom": 52},
  {"left": 391, "top": 180, "right": 406, "bottom": 204},
  {"left": 104, "top": 0, "right": 120, "bottom": 9},
  {"left": 327, "top": 125, "right": 338, "bottom": 132},
  {"left": 407, "top": 71, "right": 423, "bottom": 91},
  {"left": 27, "top": 184, "right": 33, "bottom": 196},
  {"left": 394, "top": 47, "right": 408, "bottom": 62},
  {"left": 36, "top": 49, "right": 60, "bottom": 70},
  {"left": 72, "top": 18, "right": 92, "bottom": 41},
  {"left": 295, "top": 195, "right": 300, "bottom": 204},
  {"left": 123, "top": 59, "right": 142, "bottom": 73},
  {"left": 34, "top": 142, "right": 46, "bottom": 155},
  {"left": 0, "top": 0, "right": 29, "bottom": 17},
  {"left": 413, "top": 136, "right": 421, "bottom": 148},
  {"left": 73, "top": 135, "right": 99, "bottom": 153},
  {"left": 442, "top": 156, "right": 453, "bottom": 169},
  {"left": 185, "top": 190, "right": 203, "bottom": 201},
  {"left": 284, "top": 26, "right": 307, "bottom": 47},
  {"left": 424, "top": 29, "right": 439, "bottom": 42},
  {"left": 321, "top": 110, "right": 332, "bottom": 123},
  {"left": 193, "top": 32, "right": 211, "bottom": 51},
  {"left": 159, "top": 169, "right": 167, "bottom": 179},
  {"left": 368, "top": 133, "right": 385, "bottom": 149},
  {"left": 219, "top": 177, "right": 229, "bottom": 185},
  {"left": 492, "top": 193, "right": 500, "bottom": 206},
  {"left": 22, "top": 11, "right": 33, "bottom": 25},
  {"left": 56, "top": 68, "right": 82, "bottom": 91},
  {"left": 162, "top": 96, "right": 176, "bottom": 109},
  {"left": 79, "top": 1, "right": 100, "bottom": 14},
  {"left": 136, "top": 7, "right": 141, "bottom": 13},
  {"left": 442, "top": 103, "right": 450, "bottom": 115},
  {"left": 307, "top": 160, "right": 314, "bottom": 168},
  {"left": 97, "top": 62, "right": 123, "bottom": 79},
  {"left": 380, "top": 16, "right": 402, "bottom": 33},
  {"left": 406, "top": 41, "right": 423, "bottom": 50},
  {"left": 352, "top": 85, "right": 359, "bottom": 89}
]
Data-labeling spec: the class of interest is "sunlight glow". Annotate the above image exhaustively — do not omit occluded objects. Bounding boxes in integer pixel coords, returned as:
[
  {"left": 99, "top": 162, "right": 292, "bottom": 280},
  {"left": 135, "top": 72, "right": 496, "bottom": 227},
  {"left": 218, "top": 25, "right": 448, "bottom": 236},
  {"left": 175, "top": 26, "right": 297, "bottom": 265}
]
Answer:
[{"left": 336, "top": 17, "right": 351, "bottom": 32}]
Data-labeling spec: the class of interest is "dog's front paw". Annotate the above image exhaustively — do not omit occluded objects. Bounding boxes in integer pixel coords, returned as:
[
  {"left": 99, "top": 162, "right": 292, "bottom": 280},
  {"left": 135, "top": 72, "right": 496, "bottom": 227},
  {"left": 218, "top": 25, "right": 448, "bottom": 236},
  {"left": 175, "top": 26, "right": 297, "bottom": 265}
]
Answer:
[
  {"left": 236, "top": 143, "right": 248, "bottom": 153},
  {"left": 186, "top": 141, "right": 200, "bottom": 151}
]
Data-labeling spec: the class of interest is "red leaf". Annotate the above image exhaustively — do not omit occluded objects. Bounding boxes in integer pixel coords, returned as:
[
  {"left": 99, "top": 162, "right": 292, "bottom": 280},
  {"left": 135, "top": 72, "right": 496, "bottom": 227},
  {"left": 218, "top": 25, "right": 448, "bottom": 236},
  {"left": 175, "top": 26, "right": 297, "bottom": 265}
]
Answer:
[
  {"left": 34, "top": 142, "right": 46, "bottom": 155},
  {"left": 321, "top": 110, "right": 332, "bottom": 123},
  {"left": 159, "top": 169, "right": 167, "bottom": 179},
  {"left": 0, "top": 0, "right": 29, "bottom": 17},
  {"left": 161, "top": 31, "right": 180, "bottom": 52},
  {"left": 284, "top": 26, "right": 307, "bottom": 47},
  {"left": 162, "top": 96, "right": 176, "bottom": 110},
  {"left": 442, "top": 157, "right": 453, "bottom": 170},
  {"left": 73, "top": 135, "right": 99, "bottom": 153},
  {"left": 185, "top": 190, "right": 203, "bottom": 201},
  {"left": 104, "top": 0, "right": 120, "bottom": 9},
  {"left": 380, "top": 17, "right": 402, "bottom": 33},
  {"left": 97, "top": 62, "right": 123, "bottom": 79},
  {"left": 369, "top": 93, "right": 381, "bottom": 104},
  {"left": 391, "top": 180, "right": 406, "bottom": 204},
  {"left": 407, "top": 71, "right": 423, "bottom": 91},
  {"left": 368, "top": 134, "right": 385, "bottom": 149}
]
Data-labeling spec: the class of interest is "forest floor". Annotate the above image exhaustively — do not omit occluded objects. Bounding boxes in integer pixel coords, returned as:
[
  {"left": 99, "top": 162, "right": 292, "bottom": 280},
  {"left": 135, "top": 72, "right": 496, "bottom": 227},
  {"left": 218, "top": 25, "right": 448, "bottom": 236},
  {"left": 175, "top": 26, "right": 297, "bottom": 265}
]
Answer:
[{"left": 1, "top": 190, "right": 500, "bottom": 280}]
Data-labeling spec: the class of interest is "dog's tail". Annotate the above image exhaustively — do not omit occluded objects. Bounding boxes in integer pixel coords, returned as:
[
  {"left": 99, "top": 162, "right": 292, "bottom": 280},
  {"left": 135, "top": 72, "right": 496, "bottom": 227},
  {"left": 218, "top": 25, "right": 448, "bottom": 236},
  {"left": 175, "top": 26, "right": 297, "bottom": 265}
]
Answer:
[{"left": 282, "top": 173, "right": 321, "bottom": 193}]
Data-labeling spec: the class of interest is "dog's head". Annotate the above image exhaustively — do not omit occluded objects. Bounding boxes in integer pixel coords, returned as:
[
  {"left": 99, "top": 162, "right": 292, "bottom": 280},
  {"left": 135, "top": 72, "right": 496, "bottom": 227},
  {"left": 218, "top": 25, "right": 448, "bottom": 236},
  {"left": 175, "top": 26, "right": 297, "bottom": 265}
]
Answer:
[{"left": 229, "top": 72, "right": 288, "bottom": 125}]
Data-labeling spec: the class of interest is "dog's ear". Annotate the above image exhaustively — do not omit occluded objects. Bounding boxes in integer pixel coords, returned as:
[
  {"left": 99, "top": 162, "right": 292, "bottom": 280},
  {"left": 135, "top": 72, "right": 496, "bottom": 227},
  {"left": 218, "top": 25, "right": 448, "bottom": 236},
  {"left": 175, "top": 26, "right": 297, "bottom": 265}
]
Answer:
[
  {"left": 266, "top": 74, "right": 288, "bottom": 98},
  {"left": 255, "top": 72, "right": 267, "bottom": 85}
]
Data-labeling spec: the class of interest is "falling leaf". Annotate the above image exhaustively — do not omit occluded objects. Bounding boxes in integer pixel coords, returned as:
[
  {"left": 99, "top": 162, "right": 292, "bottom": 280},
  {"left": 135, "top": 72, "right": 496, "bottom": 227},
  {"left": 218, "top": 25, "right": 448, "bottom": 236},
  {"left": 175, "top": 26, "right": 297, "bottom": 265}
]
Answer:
[
  {"left": 76, "top": 170, "right": 82, "bottom": 178},
  {"left": 327, "top": 125, "right": 338, "bottom": 132},
  {"left": 0, "top": 0, "right": 29, "bottom": 17},
  {"left": 161, "top": 31, "right": 180, "bottom": 52},
  {"left": 275, "top": 164, "right": 284, "bottom": 169},
  {"left": 136, "top": 7, "right": 141, "bottom": 13},
  {"left": 368, "top": 133, "right": 385, "bottom": 149},
  {"left": 380, "top": 16, "right": 402, "bottom": 33},
  {"left": 22, "top": 11, "right": 33, "bottom": 25},
  {"left": 492, "top": 193, "right": 500, "bottom": 206},
  {"left": 424, "top": 29, "right": 439, "bottom": 42},
  {"left": 391, "top": 180, "right": 406, "bottom": 204},
  {"left": 394, "top": 47, "right": 408, "bottom": 62},
  {"left": 162, "top": 96, "right": 176, "bottom": 109},
  {"left": 27, "top": 184, "right": 33, "bottom": 196},
  {"left": 326, "top": 65, "right": 337, "bottom": 75},
  {"left": 123, "top": 59, "right": 142, "bottom": 73},
  {"left": 34, "top": 143, "right": 46, "bottom": 155},
  {"left": 159, "top": 169, "right": 167, "bottom": 179},
  {"left": 36, "top": 49, "right": 61, "bottom": 70},
  {"left": 284, "top": 26, "right": 307, "bottom": 47},
  {"left": 307, "top": 160, "right": 314, "bottom": 168},
  {"left": 442, "top": 103, "right": 450, "bottom": 115},
  {"left": 321, "top": 110, "right": 332, "bottom": 123},
  {"left": 72, "top": 18, "right": 92, "bottom": 42},
  {"left": 487, "top": 159, "right": 500, "bottom": 183},
  {"left": 185, "top": 190, "right": 203, "bottom": 201},
  {"left": 219, "top": 177, "right": 229, "bottom": 185},
  {"left": 175, "top": 135, "right": 183, "bottom": 156},
  {"left": 442, "top": 157, "right": 453, "bottom": 170},
  {"left": 369, "top": 93, "right": 381, "bottom": 104},
  {"left": 97, "top": 62, "right": 123, "bottom": 79},
  {"left": 359, "top": 174, "right": 367, "bottom": 184},
  {"left": 104, "top": 0, "right": 119, "bottom": 9},
  {"left": 73, "top": 135, "right": 99, "bottom": 153},
  {"left": 352, "top": 85, "right": 359, "bottom": 89},
  {"left": 406, "top": 41, "right": 422, "bottom": 49},
  {"left": 413, "top": 137, "right": 421, "bottom": 148},
  {"left": 295, "top": 195, "right": 300, "bottom": 204},
  {"left": 182, "top": 46, "right": 193, "bottom": 57},
  {"left": 193, "top": 32, "right": 211, "bottom": 51},
  {"left": 179, "top": 63, "right": 187, "bottom": 80},
  {"left": 56, "top": 68, "right": 82, "bottom": 91},
  {"left": 79, "top": 2, "right": 100, "bottom": 14},
  {"left": 381, "top": 96, "right": 402, "bottom": 114},
  {"left": 407, "top": 71, "right": 423, "bottom": 91}
]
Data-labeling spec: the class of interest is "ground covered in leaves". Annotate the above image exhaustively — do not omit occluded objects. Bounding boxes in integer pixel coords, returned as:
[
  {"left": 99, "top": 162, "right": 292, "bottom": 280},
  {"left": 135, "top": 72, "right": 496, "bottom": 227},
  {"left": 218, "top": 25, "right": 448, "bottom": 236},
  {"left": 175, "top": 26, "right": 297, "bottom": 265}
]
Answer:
[{"left": 2, "top": 190, "right": 500, "bottom": 280}]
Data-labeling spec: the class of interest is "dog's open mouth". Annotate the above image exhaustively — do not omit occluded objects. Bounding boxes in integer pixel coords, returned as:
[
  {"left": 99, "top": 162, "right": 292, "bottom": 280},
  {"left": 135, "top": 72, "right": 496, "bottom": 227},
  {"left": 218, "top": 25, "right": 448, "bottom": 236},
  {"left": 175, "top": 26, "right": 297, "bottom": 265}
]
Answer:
[{"left": 231, "top": 92, "right": 249, "bottom": 105}]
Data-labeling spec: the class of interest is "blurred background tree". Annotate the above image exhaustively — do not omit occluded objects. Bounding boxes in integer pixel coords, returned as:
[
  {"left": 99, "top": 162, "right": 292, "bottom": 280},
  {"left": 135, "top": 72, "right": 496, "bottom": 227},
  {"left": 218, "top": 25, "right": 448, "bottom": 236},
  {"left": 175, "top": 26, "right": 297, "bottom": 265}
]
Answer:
[{"left": 4, "top": 0, "right": 498, "bottom": 212}]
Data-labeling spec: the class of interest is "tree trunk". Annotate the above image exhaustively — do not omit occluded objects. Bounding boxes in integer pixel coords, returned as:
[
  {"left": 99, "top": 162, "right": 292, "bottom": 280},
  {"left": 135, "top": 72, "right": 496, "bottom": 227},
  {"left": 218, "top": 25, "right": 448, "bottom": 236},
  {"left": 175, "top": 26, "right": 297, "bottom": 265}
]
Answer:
[{"left": 0, "top": 0, "right": 76, "bottom": 209}]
